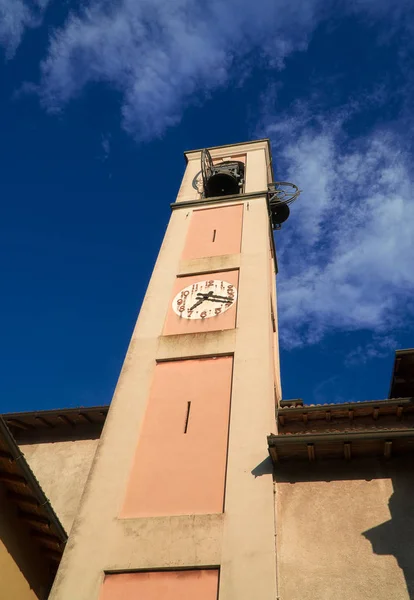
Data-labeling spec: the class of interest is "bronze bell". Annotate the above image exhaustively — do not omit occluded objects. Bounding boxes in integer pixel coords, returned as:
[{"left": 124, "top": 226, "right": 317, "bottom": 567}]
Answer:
[
  {"left": 205, "top": 169, "right": 240, "bottom": 197},
  {"left": 270, "top": 202, "right": 290, "bottom": 227}
]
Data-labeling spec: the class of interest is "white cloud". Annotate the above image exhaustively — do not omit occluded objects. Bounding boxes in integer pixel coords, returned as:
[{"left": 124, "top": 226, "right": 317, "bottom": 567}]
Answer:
[
  {"left": 4, "top": 0, "right": 414, "bottom": 138},
  {"left": 0, "top": 0, "right": 50, "bottom": 59},
  {"left": 37, "top": 0, "right": 325, "bottom": 139},
  {"left": 265, "top": 106, "right": 414, "bottom": 348}
]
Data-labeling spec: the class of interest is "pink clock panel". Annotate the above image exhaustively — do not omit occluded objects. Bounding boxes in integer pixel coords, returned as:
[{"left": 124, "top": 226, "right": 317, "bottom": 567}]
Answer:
[{"left": 163, "top": 270, "right": 239, "bottom": 336}]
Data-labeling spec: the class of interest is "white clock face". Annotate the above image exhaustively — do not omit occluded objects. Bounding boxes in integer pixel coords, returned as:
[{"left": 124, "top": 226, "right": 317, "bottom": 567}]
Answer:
[{"left": 172, "top": 279, "right": 237, "bottom": 320}]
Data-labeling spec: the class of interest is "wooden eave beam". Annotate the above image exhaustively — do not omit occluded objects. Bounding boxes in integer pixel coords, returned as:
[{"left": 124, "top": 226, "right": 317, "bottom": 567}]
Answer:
[
  {"left": 7, "top": 491, "right": 39, "bottom": 507},
  {"left": 0, "top": 450, "right": 13, "bottom": 462},
  {"left": 35, "top": 416, "right": 54, "bottom": 428},
  {"left": 30, "top": 530, "right": 61, "bottom": 546},
  {"left": 78, "top": 412, "right": 93, "bottom": 424},
  {"left": 6, "top": 419, "right": 33, "bottom": 431},
  {"left": 0, "top": 471, "right": 27, "bottom": 485},
  {"left": 57, "top": 414, "right": 75, "bottom": 427},
  {"left": 268, "top": 446, "right": 278, "bottom": 463},
  {"left": 19, "top": 511, "right": 50, "bottom": 527},
  {"left": 384, "top": 440, "right": 393, "bottom": 459},
  {"left": 42, "top": 549, "right": 62, "bottom": 562}
]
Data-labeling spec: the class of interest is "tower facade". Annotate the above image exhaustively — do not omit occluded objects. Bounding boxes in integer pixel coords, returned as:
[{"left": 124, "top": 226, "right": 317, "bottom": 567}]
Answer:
[{"left": 50, "top": 139, "right": 281, "bottom": 599}]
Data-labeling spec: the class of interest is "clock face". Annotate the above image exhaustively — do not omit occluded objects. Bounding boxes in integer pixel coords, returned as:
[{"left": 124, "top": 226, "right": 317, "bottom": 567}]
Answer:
[{"left": 172, "top": 279, "right": 237, "bottom": 320}]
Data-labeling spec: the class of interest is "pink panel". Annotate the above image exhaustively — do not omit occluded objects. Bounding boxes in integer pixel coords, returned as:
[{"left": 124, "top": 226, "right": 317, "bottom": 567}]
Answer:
[
  {"left": 100, "top": 570, "right": 219, "bottom": 600},
  {"left": 182, "top": 204, "right": 243, "bottom": 260},
  {"left": 163, "top": 270, "right": 239, "bottom": 336},
  {"left": 121, "top": 357, "right": 233, "bottom": 517}
]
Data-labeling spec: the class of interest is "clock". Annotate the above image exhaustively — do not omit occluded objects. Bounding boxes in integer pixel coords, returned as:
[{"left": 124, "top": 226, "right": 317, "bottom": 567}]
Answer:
[{"left": 172, "top": 279, "right": 237, "bottom": 320}]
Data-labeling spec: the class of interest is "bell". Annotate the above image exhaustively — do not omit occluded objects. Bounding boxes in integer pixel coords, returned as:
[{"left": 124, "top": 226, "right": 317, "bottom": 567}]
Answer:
[
  {"left": 205, "top": 171, "right": 240, "bottom": 197},
  {"left": 270, "top": 202, "right": 290, "bottom": 226}
]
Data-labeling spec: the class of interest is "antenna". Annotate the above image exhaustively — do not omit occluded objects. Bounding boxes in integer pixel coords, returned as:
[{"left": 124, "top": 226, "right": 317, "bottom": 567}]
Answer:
[{"left": 267, "top": 181, "right": 301, "bottom": 230}]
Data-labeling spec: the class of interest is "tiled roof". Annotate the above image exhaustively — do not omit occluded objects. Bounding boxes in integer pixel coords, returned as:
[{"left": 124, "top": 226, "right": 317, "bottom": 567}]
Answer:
[{"left": 0, "top": 417, "right": 67, "bottom": 581}]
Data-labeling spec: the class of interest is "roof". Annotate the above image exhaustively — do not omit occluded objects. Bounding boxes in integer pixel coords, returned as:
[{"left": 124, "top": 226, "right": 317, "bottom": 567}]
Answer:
[
  {"left": 269, "top": 397, "right": 414, "bottom": 463},
  {"left": 269, "top": 348, "right": 414, "bottom": 464},
  {"left": 0, "top": 416, "right": 67, "bottom": 578},
  {"left": 2, "top": 405, "right": 108, "bottom": 442},
  {"left": 389, "top": 348, "right": 414, "bottom": 399}
]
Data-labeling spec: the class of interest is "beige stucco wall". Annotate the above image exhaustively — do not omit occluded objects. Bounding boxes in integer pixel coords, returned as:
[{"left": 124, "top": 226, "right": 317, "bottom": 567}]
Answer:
[
  {"left": 0, "top": 485, "right": 50, "bottom": 599},
  {"left": 276, "top": 458, "right": 414, "bottom": 600},
  {"left": 20, "top": 438, "right": 99, "bottom": 533}
]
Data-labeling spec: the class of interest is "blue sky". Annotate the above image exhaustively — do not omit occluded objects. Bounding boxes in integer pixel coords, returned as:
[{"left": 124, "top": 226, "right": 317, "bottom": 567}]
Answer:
[{"left": 1, "top": 0, "right": 414, "bottom": 411}]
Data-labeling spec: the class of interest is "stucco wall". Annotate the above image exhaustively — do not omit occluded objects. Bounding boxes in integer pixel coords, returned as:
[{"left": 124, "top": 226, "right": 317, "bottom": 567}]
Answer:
[
  {"left": 20, "top": 438, "right": 99, "bottom": 533},
  {"left": 276, "top": 458, "right": 414, "bottom": 600},
  {"left": 0, "top": 485, "right": 50, "bottom": 599}
]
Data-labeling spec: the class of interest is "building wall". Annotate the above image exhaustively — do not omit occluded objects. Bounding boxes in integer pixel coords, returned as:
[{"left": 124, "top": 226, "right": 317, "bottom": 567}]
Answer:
[
  {"left": 20, "top": 438, "right": 99, "bottom": 533},
  {"left": 0, "top": 485, "right": 50, "bottom": 600},
  {"left": 275, "top": 458, "right": 414, "bottom": 600}
]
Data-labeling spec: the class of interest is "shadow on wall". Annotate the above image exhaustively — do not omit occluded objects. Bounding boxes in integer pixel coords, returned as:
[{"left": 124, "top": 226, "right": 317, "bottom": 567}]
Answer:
[
  {"left": 251, "top": 456, "right": 273, "bottom": 478},
  {"left": 275, "top": 456, "right": 414, "bottom": 600},
  {"left": 363, "top": 464, "right": 414, "bottom": 600}
]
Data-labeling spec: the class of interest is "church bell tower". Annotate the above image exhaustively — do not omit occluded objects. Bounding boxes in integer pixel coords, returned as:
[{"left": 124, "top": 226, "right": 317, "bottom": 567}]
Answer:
[{"left": 50, "top": 139, "right": 283, "bottom": 600}]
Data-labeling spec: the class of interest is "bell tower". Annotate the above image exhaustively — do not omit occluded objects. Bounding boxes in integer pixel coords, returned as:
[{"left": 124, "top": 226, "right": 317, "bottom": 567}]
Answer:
[{"left": 50, "top": 139, "right": 282, "bottom": 600}]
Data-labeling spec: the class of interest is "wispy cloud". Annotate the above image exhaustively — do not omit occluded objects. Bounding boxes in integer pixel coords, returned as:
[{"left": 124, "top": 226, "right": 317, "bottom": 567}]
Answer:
[
  {"left": 0, "top": 0, "right": 50, "bottom": 59},
  {"left": 263, "top": 102, "right": 414, "bottom": 349},
  {"left": 36, "top": 0, "right": 325, "bottom": 139},
  {"left": 345, "top": 335, "right": 398, "bottom": 367},
  {"left": 4, "top": 0, "right": 414, "bottom": 137}
]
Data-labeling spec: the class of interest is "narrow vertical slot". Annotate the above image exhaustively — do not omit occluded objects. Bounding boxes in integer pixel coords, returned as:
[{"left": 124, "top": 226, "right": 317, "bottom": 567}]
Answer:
[
  {"left": 212, "top": 229, "right": 216, "bottom": 242},
  {"left": 184, "top": 401, "right": 191, "bottom": 433}
]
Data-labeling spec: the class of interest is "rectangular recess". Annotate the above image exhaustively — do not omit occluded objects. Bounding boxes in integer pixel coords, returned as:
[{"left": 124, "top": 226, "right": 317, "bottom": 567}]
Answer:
[
  {"left": 182, "top": 204, "right": 243, "bottom": 260},
  {"left": 121, "top": 356, "right": 233, "bottom": 518},
  {"left": 100, "top": 569, "right": 219, "bottom": 600}
]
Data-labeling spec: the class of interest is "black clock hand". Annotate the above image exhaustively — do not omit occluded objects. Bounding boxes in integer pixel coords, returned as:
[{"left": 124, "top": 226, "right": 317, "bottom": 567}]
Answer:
[
  {"left": 205, "top": 297, "right": 233, "bottom": 304},
  {"left": 201, "top": 294, "right": 234, "bottom": 303},
  {"left": 189, "top": 291, "right": 213, "bottom": 310},
  {"left": 209, "top": 294, "right": 234, "bottom": 301},
  {"left": 195, "top": 292, "right": 233, "bottom": 301},
  {"left": 189, "top": 298, "right": 206, "bottom": 310}
]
